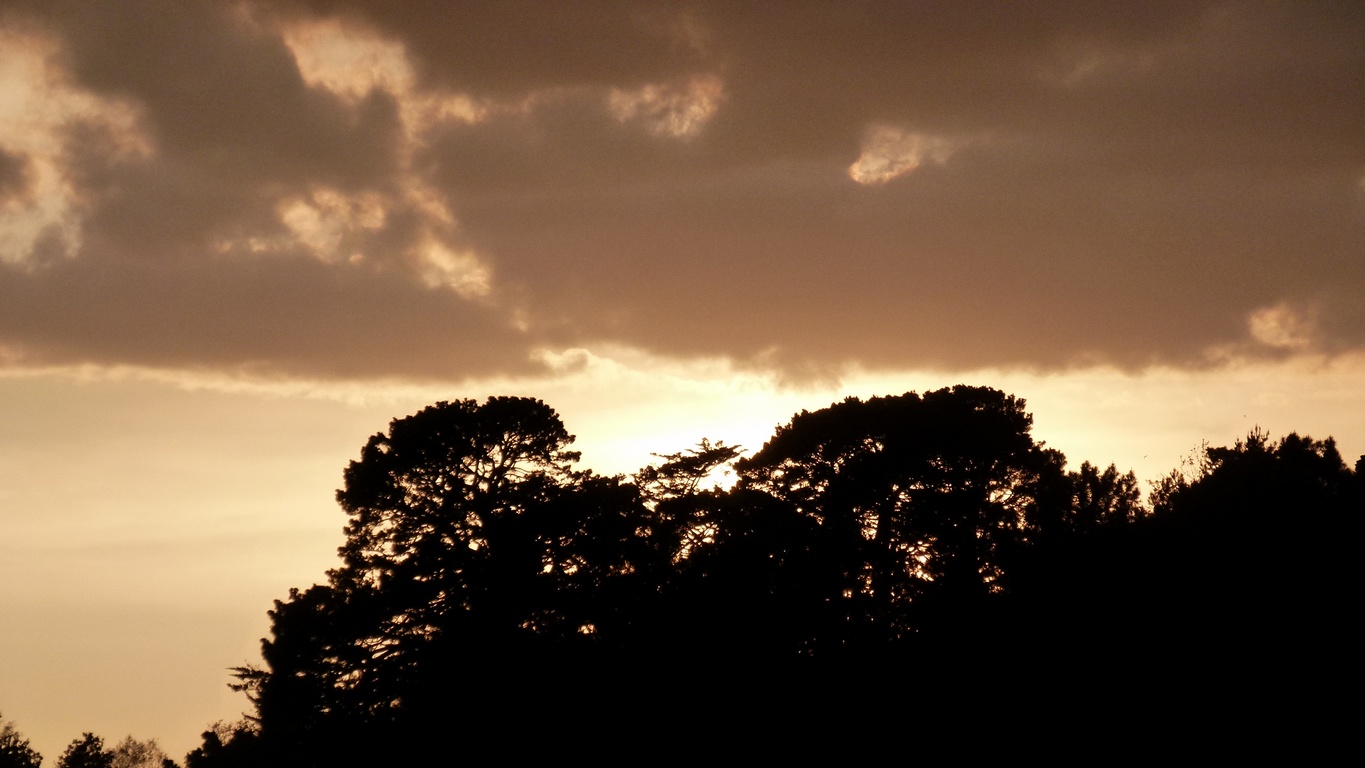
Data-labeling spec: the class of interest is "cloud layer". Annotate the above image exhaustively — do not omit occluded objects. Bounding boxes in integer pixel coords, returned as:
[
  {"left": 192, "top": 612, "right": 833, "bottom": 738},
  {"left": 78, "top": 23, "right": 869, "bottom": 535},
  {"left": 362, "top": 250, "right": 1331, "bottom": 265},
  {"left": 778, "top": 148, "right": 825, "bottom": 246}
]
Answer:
[{"left": 1, "top": 0, "right": 1362, "bottom": 381}]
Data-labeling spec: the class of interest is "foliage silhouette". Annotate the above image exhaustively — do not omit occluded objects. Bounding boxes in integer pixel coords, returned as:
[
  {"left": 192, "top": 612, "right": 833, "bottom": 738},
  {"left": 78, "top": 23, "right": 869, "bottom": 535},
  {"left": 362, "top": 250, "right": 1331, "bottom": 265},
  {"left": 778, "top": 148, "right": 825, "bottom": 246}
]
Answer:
[
  {"left": 999, "top": 428, "right": 1361, "bottom": 669},
  {"left": 1064, "top": 461, "right": 1143, "bottom": 531},
  {"left": 194, "top": 389, "right": 1358, "bottom": 765},
  {"left": 108, "top": 736, "right": 175, "bottom": 768},
  {"left": 183, "top": 722, "right": 258, "bottom": 768},
  {"left": 57, "top": 734, "right": 113, "bottom": 768},
  {"left": 230, "top": 397, "right": 672, "bottom": 762},
  {"left": 0, "top": 714, "right": 41, "bottom": 768},
  {"left": 733, "top": 386, "right": 1069, "bottom": 646}
]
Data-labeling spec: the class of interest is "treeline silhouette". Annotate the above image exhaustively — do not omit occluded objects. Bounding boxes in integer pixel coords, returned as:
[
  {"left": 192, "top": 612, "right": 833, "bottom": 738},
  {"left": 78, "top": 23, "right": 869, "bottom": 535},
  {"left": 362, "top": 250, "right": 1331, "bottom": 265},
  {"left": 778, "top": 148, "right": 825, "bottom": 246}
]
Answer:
[
  {"left": 5, "top": 387, "right": 1358, "bottom": 766},
  {"left": 0, "top": 724, "right": 175, "bottom": 768},
  {"left": 182, "top": 387, "right": 1359, "bottom": 764}
]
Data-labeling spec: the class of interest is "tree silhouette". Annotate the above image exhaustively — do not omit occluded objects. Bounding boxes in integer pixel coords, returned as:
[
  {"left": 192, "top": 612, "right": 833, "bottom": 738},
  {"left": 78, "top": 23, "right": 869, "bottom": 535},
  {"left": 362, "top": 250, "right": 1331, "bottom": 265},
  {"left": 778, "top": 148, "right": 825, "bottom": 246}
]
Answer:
[
  {"left": 1001, "top": 427, "right": 1361, "bottom": 668},
  {"left": 0, "top": 714, "right": 41, "bottom": 768},
  {"left": 734, "top": 386, "right": 1069, "bottom": 647},
  {"left": 1060, "top": 460, "right": 1143, "bottom": 532},
  {"left": 235, "top": 396, "right": 665, "bottom": 761},
  {"left": 636, "top": 438, "right": 743, "bottom": 503},
  {"left": 211, "top": 387, "right": 1360, "bottom": 765},
  {"left": 57, "top": 734, "right": 113, "bottom": 768},
  {"left": 183, "top": 722, "right": 258, "bottom": 768}
]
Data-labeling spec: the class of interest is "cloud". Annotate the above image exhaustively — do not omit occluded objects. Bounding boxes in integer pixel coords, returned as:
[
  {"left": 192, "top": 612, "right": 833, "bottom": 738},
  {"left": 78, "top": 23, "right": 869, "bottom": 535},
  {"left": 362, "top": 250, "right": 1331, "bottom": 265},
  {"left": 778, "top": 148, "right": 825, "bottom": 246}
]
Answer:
[
  {"left": 848, "top": 125, "right": 962, "bottom": 185},
  {"left": 286, "top": 0, "right": 707, "bottom": 97},
  {"left": 608, "top": 74, "right": 724, "bottom": 139},
  {"left": 0, "top": 146, "right": 32, "bottom": 200},
  {"left": 0, "top": 1, "right": 1361, "bottom": 385},
  {"left": 0, "top": 0, "right": 533, "bottom": 382},
  {"left": 1248, "top": 302, "right": 1316, "bottom": 351},
  {"left": 0, "top": 254, "right": 539, "bottom": 380},
  {"left": 0, "top": 21, "right": 147, "bottom": 269},
  {"left": 278, "top": 14, "right": 489, "bottom": 132}
]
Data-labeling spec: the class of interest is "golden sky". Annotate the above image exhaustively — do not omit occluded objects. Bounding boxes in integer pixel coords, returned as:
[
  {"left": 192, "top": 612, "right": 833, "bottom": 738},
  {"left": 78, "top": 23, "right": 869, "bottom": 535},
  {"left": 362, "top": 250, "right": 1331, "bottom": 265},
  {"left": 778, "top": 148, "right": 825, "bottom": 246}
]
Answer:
[{"left": 1, "top": 1, "right": 1362, "bottom": 759}]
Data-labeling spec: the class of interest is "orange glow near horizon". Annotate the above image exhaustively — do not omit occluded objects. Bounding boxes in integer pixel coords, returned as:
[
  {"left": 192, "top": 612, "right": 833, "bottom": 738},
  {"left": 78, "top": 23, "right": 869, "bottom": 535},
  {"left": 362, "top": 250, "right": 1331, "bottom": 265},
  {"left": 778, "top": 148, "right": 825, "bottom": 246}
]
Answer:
[{"left": 4, "top": 349, "right": 1365, "bottom": 759}]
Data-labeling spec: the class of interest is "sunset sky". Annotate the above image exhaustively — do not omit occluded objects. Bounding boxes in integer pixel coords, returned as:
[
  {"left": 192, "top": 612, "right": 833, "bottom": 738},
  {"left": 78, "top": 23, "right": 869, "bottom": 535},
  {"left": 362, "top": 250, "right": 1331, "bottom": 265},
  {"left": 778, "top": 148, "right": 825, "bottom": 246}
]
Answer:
[{"left": 1, "top": 0, "right": 1362, "bottom": 759}]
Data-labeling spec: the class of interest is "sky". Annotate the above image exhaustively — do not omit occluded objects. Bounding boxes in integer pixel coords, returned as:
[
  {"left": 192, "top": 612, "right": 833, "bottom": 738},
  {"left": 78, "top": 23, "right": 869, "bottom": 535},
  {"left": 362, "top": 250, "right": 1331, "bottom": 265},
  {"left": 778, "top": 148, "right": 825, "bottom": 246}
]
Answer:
[{"left": 0, "top": 0, "right": 1362, "bottom": 759}]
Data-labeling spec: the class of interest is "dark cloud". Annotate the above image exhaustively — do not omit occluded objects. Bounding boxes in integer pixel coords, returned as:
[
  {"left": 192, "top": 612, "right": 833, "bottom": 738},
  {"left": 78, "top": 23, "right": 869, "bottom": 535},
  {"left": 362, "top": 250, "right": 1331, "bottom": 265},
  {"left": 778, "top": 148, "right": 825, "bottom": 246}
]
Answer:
[
  {"left": 0, "top": 147, "right": 32, "bottom": 201},
  {"left": 41, "top": 0, "right": 405, "bottom": 192},
  {"left": 1, "top": 1, "right": 1362, "bottom": 381},
  {"left": 289, "top": 0, "right": 706, "bottom": 96},
  {"left": 419, "top": 0, "right": 1365, "bottom": 371},
  {"left": 0, "top": 254, "right": 540, "bottom": 381},
  {"left": 0, "top": 0, "right": 530, "bottom": 380}
]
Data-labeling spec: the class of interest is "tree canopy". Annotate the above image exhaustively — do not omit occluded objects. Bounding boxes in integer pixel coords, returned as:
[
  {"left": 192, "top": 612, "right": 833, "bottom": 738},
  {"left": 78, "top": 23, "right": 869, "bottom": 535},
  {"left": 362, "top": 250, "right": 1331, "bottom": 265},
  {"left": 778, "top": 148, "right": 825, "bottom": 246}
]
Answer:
[
  {"left": 191, "top": 389, "right": 1357, "bottom": 765},
  {"left": 735, "top": 386, "right": 1069, "bottom": 642},
  {"left": 0, "top": 714, "right": 41, "bottom": 768},
  {"left": 57, "top": 734, "right": 112, "bottom": 768}
]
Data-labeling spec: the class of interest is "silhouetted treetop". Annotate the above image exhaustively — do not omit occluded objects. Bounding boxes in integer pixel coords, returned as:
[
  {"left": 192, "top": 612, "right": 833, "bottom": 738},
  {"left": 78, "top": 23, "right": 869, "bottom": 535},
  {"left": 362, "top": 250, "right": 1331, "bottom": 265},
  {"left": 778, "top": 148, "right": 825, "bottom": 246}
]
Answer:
[
  {"left": 1151, "top": 428, "right": 1355, "bottom": 517},
  {"left": 239, "top": 396, "right": 666, "bottom": 757},
  {"left": 0, "top": 714, "right": 41, "bottom": 768},
  {"left": 198, "top": 387, "right": 1365, "bottom": 765},
  {"left": 736, "top": 386, "right": 1067, "bottom": 631},
  {"left": 1002, "top": 425, "right": 1361, "bottom": 670},
  {"left": 57, "top": 734, "right": 113, "bottom": 768},
  {"left": 636, "top": 438, "right": 743, "bottom": 504},
  {"left": 336, "top": 396, "right": 582, "bottom": 585},
  {"left": 1065, "top": 461, "right": 1143, "bottom": 531}
]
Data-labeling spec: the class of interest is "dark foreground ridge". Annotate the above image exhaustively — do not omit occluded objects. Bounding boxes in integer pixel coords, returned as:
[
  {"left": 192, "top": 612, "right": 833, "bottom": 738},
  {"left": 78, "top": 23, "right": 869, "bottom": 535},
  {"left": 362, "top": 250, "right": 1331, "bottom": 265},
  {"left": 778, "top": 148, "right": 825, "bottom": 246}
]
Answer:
[{"left": 151, "top": 387, "right": 1356, "bottom": 765}]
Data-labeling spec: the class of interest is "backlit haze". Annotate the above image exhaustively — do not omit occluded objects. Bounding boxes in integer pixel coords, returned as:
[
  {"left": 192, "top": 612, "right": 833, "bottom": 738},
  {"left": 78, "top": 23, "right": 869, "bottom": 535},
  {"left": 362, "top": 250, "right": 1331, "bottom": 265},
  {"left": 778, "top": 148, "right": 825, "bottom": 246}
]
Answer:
[{"left": 1, "top": 1, "right": 1362, "bottom": 759}]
